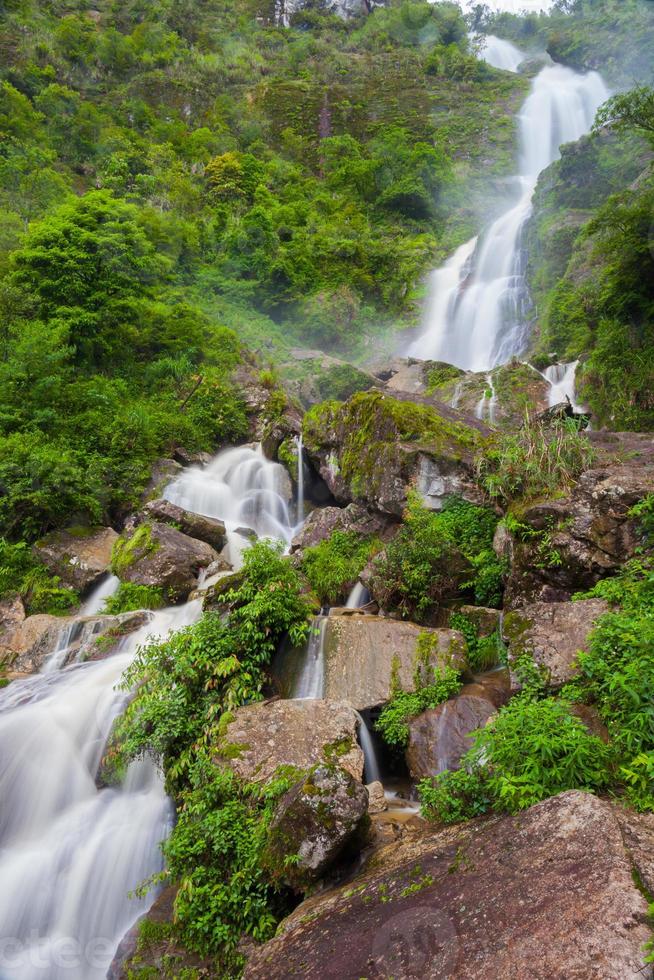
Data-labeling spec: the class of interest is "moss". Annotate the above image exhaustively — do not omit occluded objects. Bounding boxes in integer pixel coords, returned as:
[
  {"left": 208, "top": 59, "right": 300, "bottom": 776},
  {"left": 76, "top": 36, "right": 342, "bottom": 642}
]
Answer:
[
  {"left": 111, "top": 523, "right": 159, "bottom": 578},
  {"left": 304, "top": 390, "right": 482, "bottom": 501},
  {"left": 425, "top": 363, "right": 464, "bottom": 394},
  {"left": 323, "top": 736, "right": 354, "bottom": 763},
  {"left": 277, "top": 437, "right": 299, "bottom": 483}
]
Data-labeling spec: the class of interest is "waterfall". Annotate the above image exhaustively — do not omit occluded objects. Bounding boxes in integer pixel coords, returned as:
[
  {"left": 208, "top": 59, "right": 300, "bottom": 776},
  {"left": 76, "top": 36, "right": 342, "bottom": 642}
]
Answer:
[
  {"left": 544, "top": 360, "right": 584, "bottom": 410},
  {"left": 293, "top": 616, "right": 327, "bottom": 699},
  {"left": 407, "top": 59, "right": 609, "bottom": 371},
  {"left": 345, "top": 582, "right": 370, "bottom": 609},
  {"left": 479, "top": 35, "right": 525, "bottom": 72},
  {"left": 357, "top": 715, "right": 382, "bottom": 785},
  {"left": 79, "top": 574, "right": 120, "bottom": 617},
  {"left": 164, "top": 444, "right": 295, "bottom": 567},
  {"left": 475, "top": 374, "right": 498, "bottom": 424},
  {"left": 0, "top": 600, "right": 202, "bottom": 980},
  {"left": 295, "top": 434, "right": 305, "bottom": 528}
]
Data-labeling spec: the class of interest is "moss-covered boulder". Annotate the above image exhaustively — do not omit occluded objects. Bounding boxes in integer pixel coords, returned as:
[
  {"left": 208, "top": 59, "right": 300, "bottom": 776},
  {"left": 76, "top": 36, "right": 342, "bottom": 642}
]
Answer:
[
  {"left": 125, "top": 498, "right": 227, "bottom": 552},
  {"left": 33, "top": 526, "right": 118, "bottom": 593},
  {"left": 111, "top": 521, "right": 218, "bottom": 603},
  {"left": 262, "top": 764, "right": 369, "bottom": 892},
  {"left": 303, "top": 390, "right": 485, "bottom": 516}
]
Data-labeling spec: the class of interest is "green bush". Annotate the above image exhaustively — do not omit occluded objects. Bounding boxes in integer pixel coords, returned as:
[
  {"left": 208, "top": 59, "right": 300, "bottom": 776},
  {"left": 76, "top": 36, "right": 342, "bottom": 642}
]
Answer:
[
  {"left": 104, "top": 582, "right": 165, "bottom": 614},
  {"left": 0, "top": 537, "right": 78, "bottom": 614},
  {"left": 449, "top": 612, "right": 504, "bottom": 673},
  {"left": 370, "top": 495, "right": 504, "bottom": 622},
  {"left": 300, "top": 530, "right": 380, "bottom": 606},
  {"left": 476, "top": 414, "right": 594, "bottom": 504}
]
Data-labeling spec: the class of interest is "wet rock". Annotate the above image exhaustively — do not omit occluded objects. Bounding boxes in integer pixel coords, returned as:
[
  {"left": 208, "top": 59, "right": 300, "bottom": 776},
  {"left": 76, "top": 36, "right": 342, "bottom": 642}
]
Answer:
[
  {"left": 321, "top": 616, "right": 466, "bottom": 711},
  {"left": 463, "top": 668, "right": 511, "bottom": 709},
  {"left": 0, "top": 610, "right": 149, "bottom": 673},
  {"left": 172, "top": 447, "right": 212, "bottom": 467},
  {"left": 290, "top": 502, "right": 391, "bottom": 553},
  {"left": 126, "top": 498, "right": 227, "bottom": 552},
  {"left": 366, "top": 781, "right": 387, "bottom": 814},
  {"left": 503, "top": 598, "right": 609, "bottom": 688},
  {"left": 245, "top": 791, "right": 651, "bottom": 980},
  {"left": 112, "top": 521, "right": 218, "bottom": 602},
  {"left": 217, "top": 699, "right": 364, "bottom": 783},
  {"left": 303, "top": 390, "right": 486, "bottom": 517},
  {"left": 263, "top": 764, "right": 369, "bottom": 891},
  {"left": 503, "top": 448, "right": 654, "bottom": 605},
  {"left": 33, "top": 526, "right": 118, "bottom": 593},
  {"left": 406, "top": 694, "right": 496, "bottom": 779}
]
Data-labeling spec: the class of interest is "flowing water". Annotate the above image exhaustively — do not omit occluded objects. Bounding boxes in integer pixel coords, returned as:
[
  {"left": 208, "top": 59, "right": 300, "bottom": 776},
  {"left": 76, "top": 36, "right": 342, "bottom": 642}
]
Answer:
[
  {"left": 345, "top": 582, "right": 370, "bottom": 609},
  {"left": 475, "top": 374, "right": 498, "bottom": 424},
  {"left": 164, "top": 444, "right": 296, "bottom": 567},
  {"left": 544, "top": 360, "right": 584, "bottom": 410},
  {"left": 357, "top": 715, "right": 382, "bottom": 785},
  {"left": 0, "top": 601, "right": 201, "bottom": 980},
  {"left": 79, "top": 575, "right": 120, "bottom": 618},
  {"left": 293, "top": 616, "right": 327, "bottom": 699},
  {"left": 407, "top": 54, "right": 608, "bottom": 371},
  {"left": 478, "top": 34, "right": 525, "bottom": 72}
]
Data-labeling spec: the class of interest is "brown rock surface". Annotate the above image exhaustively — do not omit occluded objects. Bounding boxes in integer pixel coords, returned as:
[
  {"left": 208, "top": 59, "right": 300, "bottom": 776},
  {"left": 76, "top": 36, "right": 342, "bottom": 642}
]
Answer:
[
  {"left": 126, "top": 498, "right": 227, "bottom": 552},
  {"left": 245, "top": 791, "right": 651, "bottom": 980},
  {"left": 503, "top": 597, "right": 609, "bottom": 687},
  {"left": 113, "top": 522, "right": 218, "bottom": 602},
  {"left": 406, "top": 693, "right": 496, "bottom": 779},
  {"left": 33, "top": 526, "right": 118, "bottom": 593},
  {"left": 217, "top": 699, "right": 364, "bottom": 783}
]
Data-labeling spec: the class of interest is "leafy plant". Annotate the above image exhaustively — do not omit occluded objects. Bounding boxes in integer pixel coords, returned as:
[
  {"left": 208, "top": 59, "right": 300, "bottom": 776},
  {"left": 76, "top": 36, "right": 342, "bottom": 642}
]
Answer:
[
  {"left": 300, "top": 530, "right": 380, "bottom": 606},
  {"left": 0, "top": 537, "right": 78, "bottom": 614},
  {"left": 104, "top": 582, "right": 165, "bottom": 614}
]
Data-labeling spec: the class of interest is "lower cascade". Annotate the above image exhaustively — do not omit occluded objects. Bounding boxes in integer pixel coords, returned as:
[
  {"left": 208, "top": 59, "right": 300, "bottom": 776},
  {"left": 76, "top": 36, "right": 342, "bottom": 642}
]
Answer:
[{"left": 0, "top": 601, "right": 201, "bottom": 980}]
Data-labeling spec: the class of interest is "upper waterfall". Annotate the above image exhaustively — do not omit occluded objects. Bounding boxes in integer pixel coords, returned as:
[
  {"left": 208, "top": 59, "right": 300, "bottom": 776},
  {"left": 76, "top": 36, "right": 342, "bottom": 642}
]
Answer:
[{"left": 407, "top": 58, "right": 609, "bottom": 371}]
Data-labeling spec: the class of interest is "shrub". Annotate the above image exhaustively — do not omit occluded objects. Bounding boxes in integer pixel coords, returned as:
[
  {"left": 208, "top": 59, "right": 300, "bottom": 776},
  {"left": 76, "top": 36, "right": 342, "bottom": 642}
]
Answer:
[
  {"left": 476, "top": 413, "right": 594, "bottom": 504},
  {"left": 104, "top": 582, "right": 165, "bottom": 614},
  {"left": 370, "top": 495, "right": 504, "bottom": 622},
  {"left": 418, "top": 766, "right": 492, "bottom": 825},
  {"left": 300, "top": 530, "right": 380, "bottom": 606},
  {"left": 0, "top": 537, "right": 78, "bottom": 614},
  {"left": 449, "top": 612, "right": 504, "bottom": 673}
]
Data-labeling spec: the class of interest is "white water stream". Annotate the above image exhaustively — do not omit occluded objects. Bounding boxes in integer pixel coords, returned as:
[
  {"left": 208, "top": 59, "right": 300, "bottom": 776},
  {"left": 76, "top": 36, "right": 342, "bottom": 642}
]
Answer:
[{"left": 408, "top": 44, "right": 608, "bottom": 371}]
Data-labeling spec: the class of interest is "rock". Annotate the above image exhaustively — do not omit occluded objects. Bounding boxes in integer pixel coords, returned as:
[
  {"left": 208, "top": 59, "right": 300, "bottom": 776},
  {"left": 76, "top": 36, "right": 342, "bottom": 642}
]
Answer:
[
  {"left": 518, "top": 51, "right": 554, "bottom": 75},
  {"left": 503, "top": 447, "right": 654, "bottom": 605},
  {"left": 406, "top": 694, "right": 497, "bottom": 779},
  {"left": 33, "top": 526, "right": 118, "bottom": 593},
  {"left": 503, "top": 598, "right": 609, "bottom": 688},
  {"left": 0, "top": 594, "right": 25, "bottom": 647},
  {"left": 126, "top": 498, "right": 227, "bottom": 552},
  {"left": 140, "top": 458, "right": 182, "bottom": 504},
  {"left": 456, "top": 604, "right": 501, "bottom": 636},
  {"left": 217, "top": 699, "right": 365, "bottom": 783},
  {"left": 245, "top": 791, "right": 651, "bottom": 980},
  {"left": 303, "top": 390, "right": 486, "bottom": 517},
  {"left": 366, "top": 781, "right": 387, "bottom": 814},
  {"left": 112, "top": 522, "right": 218, "bottom": 602},
  {"left": 262, "top": 764, "right": 369, "bottom": 891},
  {"left": 290, "top": 502, "right": 391, "bottom": 553},
  {"left": 569, "top": 703, "right": 609, "bottom": 742},
  {"left": 615, "top": 806, "right": 654, "bottom": 899},
  {"left": 319, "top": 616, "right": 466, "bottom": 711},
  {"left": 172, "top": 447, "right": 212, "bottom": 468},
  {"left": 0, "top": 610, "right": 149, "bottom": 673},
  {"left": 463, "top": 668, "right": 511, "bottom": 709}
]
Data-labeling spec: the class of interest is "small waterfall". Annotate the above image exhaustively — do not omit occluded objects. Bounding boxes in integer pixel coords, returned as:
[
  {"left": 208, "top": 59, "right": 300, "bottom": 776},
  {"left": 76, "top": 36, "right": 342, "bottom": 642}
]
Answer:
[
  {"left": 345, "top": 582, "right": 370, "bottom": 609},
  {"left": 544, "top": 360, "right": 584, "bottom": 410},
  {"left": 407, "top": 60, "right": 609, "bottom": 371},
  {"left": 478, "top": 34, "right": 525, "bottom": 72},
  {"left": 293, "top": 616, "right": 327, "bottom": 699},
  {"left": 449, "top": 381, "right": 464, "bottom": 409},
  {"left": 475, "top": 374, "right": 498, "bottom": 424},
  {"left": 0, "top": 600, "right": 202, "bottom": 980},
  {"left": 357, "top": 715, "right": 382, "bottom": 785},
  {"left": 164, "top": 444, "right": 296, "bottom": 567},
  {"left": 295, "top": 433, "right": 305, "bottom": 528},
  {"left": 79, "top": 574, "right": 120, "bottom": 617}
]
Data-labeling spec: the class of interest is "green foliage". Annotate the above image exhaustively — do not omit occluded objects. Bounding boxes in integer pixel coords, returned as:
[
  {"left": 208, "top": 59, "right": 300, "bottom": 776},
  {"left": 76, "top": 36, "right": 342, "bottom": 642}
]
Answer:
[
  {"left": 300, "top": 530, "right": 379, "bottom": 605},
  {"left": 376, "top": 643, "right": 461, "bottom": 748},
  {"left": 449, "top": 612, "right": 503, "bottom": 673},
  {"left": 476, "top": 414, "right": 594, "bottom": 504},
  {"left": 420, "top": 695, "right": 610, "bottom": 822},
  {"left": 370, "top": 495, "right": 504, "bottom": 622},
  {"left": 0, "top": 537, "right": 78, "bottom": 615},
  {"left": 114, "top": 540, "right": 311, "bottom": 965},
  {"left": 104, "top": 582, "right": 165, "bottom": 614}
]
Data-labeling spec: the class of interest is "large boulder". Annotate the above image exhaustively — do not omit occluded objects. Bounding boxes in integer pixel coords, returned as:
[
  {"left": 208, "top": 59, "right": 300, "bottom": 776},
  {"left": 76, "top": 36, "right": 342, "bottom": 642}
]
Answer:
[
  {"left": 111, "top": 521, "right": 218, "bottom": 602},
  {"left": 245, "top": 791, "right": 652, "bottom": 979},
  {"left": 262, "top": 764, "right": 369, "bottom": 891},
  {"left": 217, "top": 699, "right": 365, "bottom": 783},
  {"left": 406, "top": 693, "right": 497, "bottom": 779},
  {"left": 140, "top": 458, "right": 182, "bottom": 504},
  {"left": 320, "top": 616, "right": 466, "bottom": 711},
  {"left": 502, "top": 441, "right": 654, "bottom": 605},
  {"left": 125, "top": 499, "right": 226, "bottom": 552},
  {"left": 33, "top": 526, "right": 118, "bottom": 593},
  {"left": 303, "top": 390, "right": 486, "bottom": 516},
  {"left": 0, "top": 610, "right": 149, "bottom": 674},
  {"left": 503, "top": 598, "right": 609, "bottom": 688},
  {"left": 0, "top": 594, "right": 25, "bottom": 647},
  {"left": 290, "top": 502, "right": 391, "bottom": 554}
]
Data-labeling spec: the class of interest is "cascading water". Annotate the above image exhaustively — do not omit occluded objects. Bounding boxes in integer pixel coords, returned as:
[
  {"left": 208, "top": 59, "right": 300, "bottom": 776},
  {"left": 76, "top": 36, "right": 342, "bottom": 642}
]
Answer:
[
  {"left": 0, "top": 601, "right": 201, "bottom": 980},
  {"left": 407, "top": 54, "right": 609, "bottom": 371},
  {"left": 293, "top": 616, "right": 327, "bottom": 699},
  {"left": 356, "top": 714, "right": 382, "bottom": 784},
  {"left": 475, "top": 374, "right": 498, "bottom": 424},
  {"left": 478, "top": 34, "right": 525, "bottom": 72},
  {"left": 164, "top": 444, "right": 296, "bottom": 567},
  {"left": 345, "top": 582, "right": 370, "bottom": 609},
  {"left": 79, "top": 575, "right": 120, "bottom": 617},
  {"left": 544, "top": 360, "right": 584, "bottom": 410}
]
